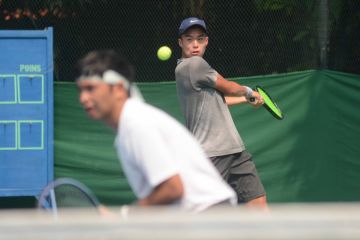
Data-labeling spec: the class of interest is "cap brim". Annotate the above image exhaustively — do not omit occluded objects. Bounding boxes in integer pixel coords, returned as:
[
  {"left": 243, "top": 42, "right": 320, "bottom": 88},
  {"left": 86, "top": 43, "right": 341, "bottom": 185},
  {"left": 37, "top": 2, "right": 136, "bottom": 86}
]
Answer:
[{"left": 179, "top": 24, "right": 207, "bottom": 36}]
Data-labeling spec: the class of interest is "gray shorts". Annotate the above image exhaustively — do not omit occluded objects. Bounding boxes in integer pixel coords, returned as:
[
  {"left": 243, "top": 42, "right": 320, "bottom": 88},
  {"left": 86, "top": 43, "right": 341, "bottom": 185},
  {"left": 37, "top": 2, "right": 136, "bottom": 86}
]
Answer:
[{"left": 210, "top": 151, "right": 266, "bottom": 203}]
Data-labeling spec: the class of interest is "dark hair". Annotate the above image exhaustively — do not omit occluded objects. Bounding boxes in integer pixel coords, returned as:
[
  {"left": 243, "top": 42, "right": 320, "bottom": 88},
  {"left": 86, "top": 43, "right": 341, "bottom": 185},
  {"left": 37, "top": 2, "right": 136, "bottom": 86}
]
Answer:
[{"left": 75, "top": 49, "right": 135, "bottom": 82}]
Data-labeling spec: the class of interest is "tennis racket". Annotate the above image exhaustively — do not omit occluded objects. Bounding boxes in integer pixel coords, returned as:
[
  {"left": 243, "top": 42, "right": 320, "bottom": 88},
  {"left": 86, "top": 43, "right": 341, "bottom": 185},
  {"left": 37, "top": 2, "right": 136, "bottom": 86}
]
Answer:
[
  {"left": 250, "top": 85, "right": 284, "bottom": 120},
  {"left": 37, "top": 178, "right": 100, "bottom": 214}
]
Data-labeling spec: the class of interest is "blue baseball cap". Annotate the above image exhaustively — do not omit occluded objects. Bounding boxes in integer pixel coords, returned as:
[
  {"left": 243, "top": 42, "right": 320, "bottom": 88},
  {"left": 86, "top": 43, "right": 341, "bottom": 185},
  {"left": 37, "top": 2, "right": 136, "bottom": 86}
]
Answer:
[{"left": 178, "top": 17, "right": 207, "bottom": 36}]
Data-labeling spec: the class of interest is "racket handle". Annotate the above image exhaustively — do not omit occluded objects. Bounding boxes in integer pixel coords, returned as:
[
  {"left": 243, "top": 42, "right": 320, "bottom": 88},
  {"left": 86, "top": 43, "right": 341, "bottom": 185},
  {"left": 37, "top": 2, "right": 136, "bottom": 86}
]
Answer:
[
  {"left": 248, "top": 87, "right": 257, "bottom": 103},
  {"left": 249, "top": 97, "right": 258, "bottom": 104}
]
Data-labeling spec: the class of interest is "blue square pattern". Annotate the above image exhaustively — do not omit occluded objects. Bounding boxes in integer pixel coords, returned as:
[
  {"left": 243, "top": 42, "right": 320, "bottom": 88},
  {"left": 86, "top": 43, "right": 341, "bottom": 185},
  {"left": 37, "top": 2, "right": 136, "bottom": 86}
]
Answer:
[
  {"left": 19, "top": 121, "right": 43, "bottom": 149},
  {"left": 0, "top": 75, "right": 16, "bottom": 103},
  {"left": 0, "top": 121, "right": 16, "bottom": 149},
  {"left": 18, "top": 75, "right": 44, "bottom": 103}
]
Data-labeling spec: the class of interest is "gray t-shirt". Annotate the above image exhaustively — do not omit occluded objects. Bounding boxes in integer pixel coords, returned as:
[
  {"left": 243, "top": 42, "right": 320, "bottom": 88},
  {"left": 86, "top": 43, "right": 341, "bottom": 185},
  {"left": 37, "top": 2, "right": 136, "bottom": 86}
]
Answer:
[{"left": 175, "top": 56, "right": 245, "bottom": 157}]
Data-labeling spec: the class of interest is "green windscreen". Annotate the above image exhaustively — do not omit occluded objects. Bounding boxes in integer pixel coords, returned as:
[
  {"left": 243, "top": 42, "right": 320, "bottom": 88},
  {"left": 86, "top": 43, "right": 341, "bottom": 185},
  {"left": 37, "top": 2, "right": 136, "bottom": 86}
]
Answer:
[{"left": 51, "top": 70, "right": 360, "bottom": 206}]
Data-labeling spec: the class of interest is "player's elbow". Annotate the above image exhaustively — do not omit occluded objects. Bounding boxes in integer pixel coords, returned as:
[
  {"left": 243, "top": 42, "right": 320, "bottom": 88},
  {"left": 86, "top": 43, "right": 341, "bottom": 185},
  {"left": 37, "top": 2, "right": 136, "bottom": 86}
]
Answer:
[
  {"left": 168, "top": 188, "right": 183, "bottom": 203},
  {"left": 163, "top": 174, "right": 184, "bottom": 203},
  {"left": 168, "top": 176, "right": 184, "bottom": 201},
  {"left": 173, "top": 183, "right": 184, "bottom": 200}
]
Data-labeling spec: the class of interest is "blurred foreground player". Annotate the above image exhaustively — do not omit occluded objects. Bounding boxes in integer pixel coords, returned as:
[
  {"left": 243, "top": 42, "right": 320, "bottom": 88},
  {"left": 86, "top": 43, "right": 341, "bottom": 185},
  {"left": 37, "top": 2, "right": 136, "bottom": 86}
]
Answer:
[{"left": 76, "top": 49, "right": 236, "bottom": 212}]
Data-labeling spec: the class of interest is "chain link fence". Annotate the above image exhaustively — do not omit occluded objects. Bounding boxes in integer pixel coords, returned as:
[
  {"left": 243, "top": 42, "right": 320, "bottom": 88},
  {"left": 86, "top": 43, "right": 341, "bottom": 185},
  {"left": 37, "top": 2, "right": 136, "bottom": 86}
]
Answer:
[{"left": 0, "top": 0, "right": 359, "bottom": 82}]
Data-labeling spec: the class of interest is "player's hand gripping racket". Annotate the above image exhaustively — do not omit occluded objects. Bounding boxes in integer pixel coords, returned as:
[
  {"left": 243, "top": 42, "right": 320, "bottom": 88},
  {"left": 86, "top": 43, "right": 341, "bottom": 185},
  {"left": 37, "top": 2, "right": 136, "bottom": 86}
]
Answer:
[{"left": 250, "top": 85, "right": 284, "bottom": 120}]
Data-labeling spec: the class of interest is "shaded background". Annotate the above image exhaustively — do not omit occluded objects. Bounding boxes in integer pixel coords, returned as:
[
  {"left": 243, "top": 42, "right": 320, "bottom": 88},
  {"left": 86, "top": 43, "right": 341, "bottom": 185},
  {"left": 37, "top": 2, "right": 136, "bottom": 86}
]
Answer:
[{"left": 0, "top": 0, "right": 359, "bottom": 82}]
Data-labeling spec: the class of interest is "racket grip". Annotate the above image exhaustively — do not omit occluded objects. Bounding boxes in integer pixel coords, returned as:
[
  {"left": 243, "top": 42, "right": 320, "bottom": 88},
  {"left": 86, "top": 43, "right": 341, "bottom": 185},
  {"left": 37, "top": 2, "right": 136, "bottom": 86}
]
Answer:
[
  {"left": 247, "top": 86, "right": 257, "bottom": 103},
  {"left": 249, "top": 97, "right": 259, "bottom": 105},
  {"left": 249, "top": 97, "right": 258, "bottom": 104}
]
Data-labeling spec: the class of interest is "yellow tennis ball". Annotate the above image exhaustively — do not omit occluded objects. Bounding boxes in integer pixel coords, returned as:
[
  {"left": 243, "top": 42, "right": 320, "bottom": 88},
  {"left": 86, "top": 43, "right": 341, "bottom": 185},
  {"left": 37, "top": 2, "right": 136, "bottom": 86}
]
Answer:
[{"left": 157, "top": 46, "right": 172, "bottom": 61}]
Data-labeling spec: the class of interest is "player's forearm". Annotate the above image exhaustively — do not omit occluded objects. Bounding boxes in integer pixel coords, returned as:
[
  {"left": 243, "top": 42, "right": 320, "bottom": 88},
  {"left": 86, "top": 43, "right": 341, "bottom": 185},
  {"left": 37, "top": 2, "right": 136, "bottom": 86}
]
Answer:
[
  {"left": 137, "top": 188, "right": 182, "bottom": 206},
  {"left": 226, "top": 82, "right": 249, "bottom": 97},
  {"left": 225, "top": 96, "right": 248, "bottom": 106},
  {"left": 137, "top": 174, "right": 184, "bottom": 206},
  {"left": 215, "top": 74, "right": 251, "bottom": 97}
]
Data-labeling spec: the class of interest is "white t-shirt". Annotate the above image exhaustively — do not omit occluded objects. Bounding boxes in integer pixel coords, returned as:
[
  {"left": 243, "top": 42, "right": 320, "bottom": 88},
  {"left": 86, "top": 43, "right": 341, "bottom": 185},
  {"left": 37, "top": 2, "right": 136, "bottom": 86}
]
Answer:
[{"left": 115, "top": 99, "right": 237, "bottom": 212}]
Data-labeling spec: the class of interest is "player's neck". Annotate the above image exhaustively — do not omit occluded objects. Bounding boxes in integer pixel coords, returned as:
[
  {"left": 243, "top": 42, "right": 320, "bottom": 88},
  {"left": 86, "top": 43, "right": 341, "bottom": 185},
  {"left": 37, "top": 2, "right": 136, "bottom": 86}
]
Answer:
[
  {"left": 105, "top": 100, "right": 126, "bottom": 130},
  {"left": 181, "top": 54, "right": 204, "bottom": 59}
]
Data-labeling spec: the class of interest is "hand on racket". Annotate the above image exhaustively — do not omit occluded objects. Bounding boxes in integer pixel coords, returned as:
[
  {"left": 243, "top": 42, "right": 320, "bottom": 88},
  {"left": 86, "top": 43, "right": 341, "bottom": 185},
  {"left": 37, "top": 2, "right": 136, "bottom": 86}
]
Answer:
[
  {"left": 246, "top": 90, "right": 264, "bottom": 107},
  {"left": 249, "top": 85, "right": 284, "bottom": 120}
]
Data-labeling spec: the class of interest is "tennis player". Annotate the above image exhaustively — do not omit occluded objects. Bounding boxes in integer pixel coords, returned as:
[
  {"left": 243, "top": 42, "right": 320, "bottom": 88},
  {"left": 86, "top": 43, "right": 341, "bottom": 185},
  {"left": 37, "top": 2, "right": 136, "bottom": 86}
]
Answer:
[
  {"left": 76, "top": 49, "right": 237, "bottom": 213},
  {"left": 175, "top": 17, "right": 268, "bottom": 210}
]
